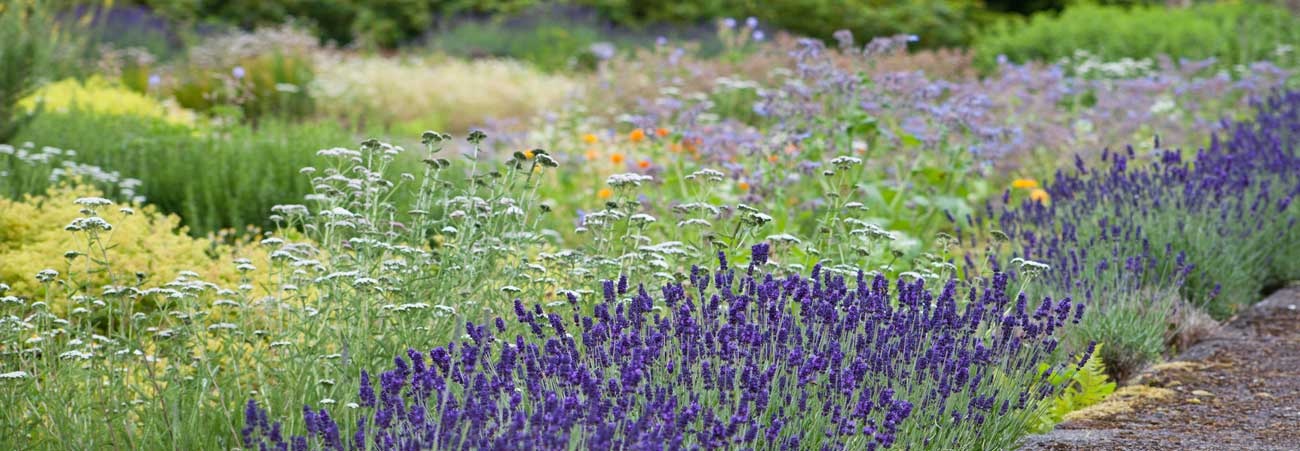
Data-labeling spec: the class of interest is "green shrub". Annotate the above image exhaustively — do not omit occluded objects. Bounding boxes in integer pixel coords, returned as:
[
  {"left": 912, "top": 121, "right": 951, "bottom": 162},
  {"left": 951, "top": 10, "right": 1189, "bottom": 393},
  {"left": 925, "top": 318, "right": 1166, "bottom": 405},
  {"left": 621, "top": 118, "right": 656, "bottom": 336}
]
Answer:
[
  {"left": 1069, "top": 289, "right": 1175, "bottom": 382},
  {"left": 12, "top": 111, "right": 357, "bottom": 235},
  {"left": 973, "top": 2, "right": 1300, "bottom": 71},
  {"left": 982, "top": 0, "right": 1162, "bottom": 15},
  {"left": 582, "top": 0, "right": 991, "bottom": 49},
  {"left": 170, "top": 50, "right": 315, "bottom": 121},
  {"left": 432, "top": 18, "right": 608, "bottom": 72},
  {"left": 125, "top": 0, "right": 535, "bottom": 48},
  {"left": 160, "top": 25, "right": 319, "bottom": 122},
  {"left": 0, "top": 0, "right": 60, "bottom": 143}
]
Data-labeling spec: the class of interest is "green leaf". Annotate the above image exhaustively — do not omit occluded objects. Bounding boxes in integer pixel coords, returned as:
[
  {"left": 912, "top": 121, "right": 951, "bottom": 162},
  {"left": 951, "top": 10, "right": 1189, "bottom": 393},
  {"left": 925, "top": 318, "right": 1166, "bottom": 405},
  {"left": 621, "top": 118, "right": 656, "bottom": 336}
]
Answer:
[{"left": 900, "top": 133, "right": 922, "bottom": 148}]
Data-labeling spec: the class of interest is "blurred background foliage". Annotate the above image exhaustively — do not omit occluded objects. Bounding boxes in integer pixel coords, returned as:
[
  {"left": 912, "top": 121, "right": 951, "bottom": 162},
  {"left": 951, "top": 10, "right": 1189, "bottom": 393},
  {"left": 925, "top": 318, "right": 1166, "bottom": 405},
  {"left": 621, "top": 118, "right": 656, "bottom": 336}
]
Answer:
[
  {"left": 33, "top": 1, "right": 1298, "bottom": 70},
  {"left": 975, "top": 1, "right": 1300, "bottom": 71},
  {"left": 5, "top": 0, "right": 1298, "bottom": 236}
]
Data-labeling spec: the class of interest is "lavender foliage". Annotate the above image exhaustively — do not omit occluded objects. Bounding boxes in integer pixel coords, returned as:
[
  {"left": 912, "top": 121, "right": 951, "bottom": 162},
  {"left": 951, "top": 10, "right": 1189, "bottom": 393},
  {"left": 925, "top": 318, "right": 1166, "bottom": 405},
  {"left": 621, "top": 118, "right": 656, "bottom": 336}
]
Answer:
[{"left": 246, "top": 244, "right": 1084, "bottom": 450}]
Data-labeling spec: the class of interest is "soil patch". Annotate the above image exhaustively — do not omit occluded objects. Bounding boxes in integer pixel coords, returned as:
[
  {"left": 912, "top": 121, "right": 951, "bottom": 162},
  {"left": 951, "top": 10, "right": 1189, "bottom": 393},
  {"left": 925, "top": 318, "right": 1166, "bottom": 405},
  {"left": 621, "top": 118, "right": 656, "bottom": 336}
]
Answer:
[{"left": 1020, "top": 285, "right": 1300, "bottom": 451}]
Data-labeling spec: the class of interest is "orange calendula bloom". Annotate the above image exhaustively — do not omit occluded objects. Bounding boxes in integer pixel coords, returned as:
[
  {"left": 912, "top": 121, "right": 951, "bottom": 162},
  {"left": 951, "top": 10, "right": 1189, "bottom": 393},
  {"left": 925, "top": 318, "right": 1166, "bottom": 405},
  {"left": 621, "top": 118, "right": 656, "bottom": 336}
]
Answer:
[
  {"left": 685, "top": 138, "right": 701, "bottom": 152},
  {"left": 637, "top": 159, "right": 651, "bottom": 169},
  {"left": 669, "top": 143, "right": 684, "bottom": 153},
  {"left": 598, "top": 187, "right": 613, "bottom": 199},
  {"left": 582, "top": 133, "right": 599, "bottom": 144},
  {"left": 1030, "top": 188, "right": 1050, "bottom": 203},
  {"left": 585, "top": 149, "right": 599, "bottom": 161},
  {"left": 656, "top": 127, "right": 669, "bottom": 137},
  {"left": 768, "top": 154, "right": 779, "bottom": 163},
  {"left": 611, "top": 153, "right": 625, "bottom": 164},
  {"left": 629, "top": 129, "right": 646, "bottom": 142},
  {"left": 738, "top": 181, "right": 751, "bottom": 191},
  {"left": 1012, "top": 178, "right": 1039, "bottom": 189}
]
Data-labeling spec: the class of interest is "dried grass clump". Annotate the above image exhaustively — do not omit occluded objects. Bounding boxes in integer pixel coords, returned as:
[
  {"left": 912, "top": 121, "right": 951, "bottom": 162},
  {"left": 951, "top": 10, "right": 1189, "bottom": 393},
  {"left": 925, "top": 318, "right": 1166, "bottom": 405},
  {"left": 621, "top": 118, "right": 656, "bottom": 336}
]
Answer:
[
  {"left": 1062, "top": 385, "right": 1178, "bottom": 422},
  {"left": 1167, "top": 299, "right": 1223, "bottom": 352},
  {"left": 311, "top": 53, "right": 581, "bottom": 132}
]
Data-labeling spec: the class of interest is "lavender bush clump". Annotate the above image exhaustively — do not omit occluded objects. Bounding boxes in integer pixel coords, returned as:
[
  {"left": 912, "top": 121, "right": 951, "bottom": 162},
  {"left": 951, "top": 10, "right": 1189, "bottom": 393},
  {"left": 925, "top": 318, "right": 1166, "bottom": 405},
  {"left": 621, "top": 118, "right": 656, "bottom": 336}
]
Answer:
[
  {"left": 246, "top": 244, "right": 1086, "bottom": 450},
  {"left": 995, "top": 90, "right": 1300, "bottom": 377}
]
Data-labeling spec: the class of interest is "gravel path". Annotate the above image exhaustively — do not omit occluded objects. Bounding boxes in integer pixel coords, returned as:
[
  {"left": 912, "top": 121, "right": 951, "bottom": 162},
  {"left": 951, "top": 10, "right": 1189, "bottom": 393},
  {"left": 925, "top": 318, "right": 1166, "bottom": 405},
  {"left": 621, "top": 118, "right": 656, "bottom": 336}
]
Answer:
[{"left": 1020, "top": 285, "right": 1300, "bottom": 451}]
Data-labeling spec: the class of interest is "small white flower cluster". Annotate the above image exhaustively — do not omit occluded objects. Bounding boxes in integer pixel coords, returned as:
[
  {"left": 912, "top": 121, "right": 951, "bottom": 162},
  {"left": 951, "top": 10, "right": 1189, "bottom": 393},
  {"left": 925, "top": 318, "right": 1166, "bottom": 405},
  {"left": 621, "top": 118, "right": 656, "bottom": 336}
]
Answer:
[
  {"left": 685, "top": 168, "right": 727, "bottom": 184},
  {"left": 607, "top": 173, "right": 655, "bottom": 188},
  {"left": 0, "top": 371, "right": 31, "bottom": 380},
  {"left": 1011, "top": 257, "right": 1052, "bottom": 275},
  {"left": 64, "top": 216, "right": 114, "bottom": 232},
  {"left": 1059, "top": 49, "right": 1155, "bottom": 79}
]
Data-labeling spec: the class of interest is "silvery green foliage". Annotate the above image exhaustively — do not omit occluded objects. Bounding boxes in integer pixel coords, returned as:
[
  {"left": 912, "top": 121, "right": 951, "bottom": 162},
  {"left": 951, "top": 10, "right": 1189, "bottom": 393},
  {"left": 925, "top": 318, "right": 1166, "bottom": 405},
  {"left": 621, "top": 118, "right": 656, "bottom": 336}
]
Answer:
[{"left": 0, "top": 143, "right": 145, "bottom": 202}]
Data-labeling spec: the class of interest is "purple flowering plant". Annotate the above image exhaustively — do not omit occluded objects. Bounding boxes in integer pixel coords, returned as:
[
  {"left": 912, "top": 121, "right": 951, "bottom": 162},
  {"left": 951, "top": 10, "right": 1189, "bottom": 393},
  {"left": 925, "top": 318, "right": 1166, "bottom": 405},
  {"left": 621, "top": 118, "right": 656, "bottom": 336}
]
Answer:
[
  {"left": 991, "top": 90, "right": 1300, "bottom": 377},
  {"left": 245, "top": 243, "right": 1089, "bottom": 450}
]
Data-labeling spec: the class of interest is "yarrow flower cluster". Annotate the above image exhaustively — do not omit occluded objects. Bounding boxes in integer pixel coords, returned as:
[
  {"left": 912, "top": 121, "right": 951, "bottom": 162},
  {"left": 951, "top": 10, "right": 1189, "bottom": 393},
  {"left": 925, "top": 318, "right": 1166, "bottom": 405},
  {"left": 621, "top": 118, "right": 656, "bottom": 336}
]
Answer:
[{"left": 245, "top": 244, "right": 1085, "bottom": 450}]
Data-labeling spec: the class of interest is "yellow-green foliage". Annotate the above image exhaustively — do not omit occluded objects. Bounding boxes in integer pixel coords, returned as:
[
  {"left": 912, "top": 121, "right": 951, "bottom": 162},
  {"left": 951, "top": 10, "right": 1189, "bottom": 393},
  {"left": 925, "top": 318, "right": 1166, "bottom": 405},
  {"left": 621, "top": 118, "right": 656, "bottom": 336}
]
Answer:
[
  {"left": 310, "top": 54, "right": 579, "bottom": 132},
  {"left": 20, "top": 76, "right": 197, "bottom": 127},
  {"left": 1033, "top": 344, "right": 1118, "bottom": 431},
  {"left": 0, "top": 184, "right": 267, "bottom": 313}
]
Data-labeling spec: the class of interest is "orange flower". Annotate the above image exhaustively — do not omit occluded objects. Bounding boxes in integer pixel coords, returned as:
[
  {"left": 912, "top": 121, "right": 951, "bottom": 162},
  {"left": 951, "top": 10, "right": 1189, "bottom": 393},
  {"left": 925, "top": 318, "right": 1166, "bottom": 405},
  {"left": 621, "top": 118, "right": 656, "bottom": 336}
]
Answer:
[
  {"left": 582, "top": 133, "right": 599, "bottom": 144},
  {"left": 629, "top": 129, "right": 646, "bottom": 143},
  {"left": 767, "top": 154, "right": 778, "bottom": 163},
  {"left": 738, "top": 181, "right": 751, "bottom": 191},
  {"left": 669, "top": 143, "right": 684, "bottom": 153},
  {"left": 598, "top": 187, "right": 613, "bottom": 199},
  {"left": 637, "top": 159, "right": 651, "bottom": 169},
  {"left": 1030, "top": 188, "right": 1050, "bottom": 203},
  {"left": 585, "top": 149, "right": 599, "bottom": 161},
  {"left": 685, "top": 138, "right": 701, "bottom": 152},
  {"left": 656, "top": 127, "right": 669, "bottom": 137},
  {"left": 1012, "top": 178, "right": 1039, "bottom": 189},
  {"left": 611, "top": 153, "right": 625, "bottom": 164}
]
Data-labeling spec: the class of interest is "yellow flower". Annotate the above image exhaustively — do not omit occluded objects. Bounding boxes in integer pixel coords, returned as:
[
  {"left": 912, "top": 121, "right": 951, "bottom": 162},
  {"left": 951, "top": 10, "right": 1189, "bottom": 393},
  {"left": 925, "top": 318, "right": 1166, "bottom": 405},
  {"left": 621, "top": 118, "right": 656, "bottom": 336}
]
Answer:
[
  {"left": 629, "top": 129, "right": 646, "bottom": 143},
  {"left": 1030, "top": 188, "right": 1050, "bottom": 203},
  {"left": 582, "top": 133, "right": 599, "bottom": 144},
  {"left": 597, "top": 188, "right": 613, "bottom": 199},
  {"left": 1012, "top": 178, "right": 1039, "bottom": 189},
  {"left": 522, "top": 149, "right": 535, "bottom": 159}
]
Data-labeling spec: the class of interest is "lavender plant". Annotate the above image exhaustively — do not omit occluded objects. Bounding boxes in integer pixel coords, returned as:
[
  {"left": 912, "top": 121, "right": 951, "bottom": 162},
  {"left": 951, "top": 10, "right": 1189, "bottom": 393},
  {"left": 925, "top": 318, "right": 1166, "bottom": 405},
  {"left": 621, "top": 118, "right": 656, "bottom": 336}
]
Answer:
[
  {"left": 245, "top": 244, "right": 1089, "bottom": 450},
  {"left": 995, "top": 90, "right": 1300, "bottom": 377}
]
